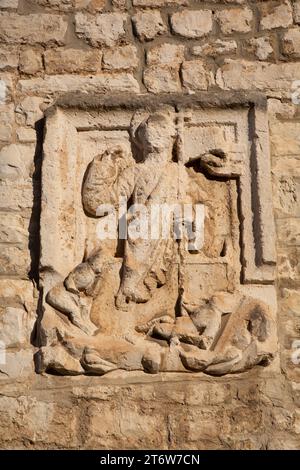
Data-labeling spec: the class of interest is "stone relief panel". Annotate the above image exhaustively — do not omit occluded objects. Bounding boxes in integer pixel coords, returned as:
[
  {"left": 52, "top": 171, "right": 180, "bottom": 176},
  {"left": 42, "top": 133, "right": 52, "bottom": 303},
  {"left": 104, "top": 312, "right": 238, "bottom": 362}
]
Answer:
[{"left": 37, "top": 101, "right": 278, "bottom": 376}]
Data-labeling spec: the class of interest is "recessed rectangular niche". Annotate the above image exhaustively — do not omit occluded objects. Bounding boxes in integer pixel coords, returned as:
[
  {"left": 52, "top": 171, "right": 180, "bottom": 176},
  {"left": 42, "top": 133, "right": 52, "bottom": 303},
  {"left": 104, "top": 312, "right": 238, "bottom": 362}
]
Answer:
[{"left": 37, "top": 96, "right": 277, "bottom": 377}]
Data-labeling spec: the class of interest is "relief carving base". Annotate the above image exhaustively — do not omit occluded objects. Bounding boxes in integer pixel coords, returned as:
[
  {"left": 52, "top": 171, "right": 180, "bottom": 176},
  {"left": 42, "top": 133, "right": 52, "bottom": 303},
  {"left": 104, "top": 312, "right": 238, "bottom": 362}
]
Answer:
[{"left": 37, "top": 96, "right": 278, "bottom": 377}]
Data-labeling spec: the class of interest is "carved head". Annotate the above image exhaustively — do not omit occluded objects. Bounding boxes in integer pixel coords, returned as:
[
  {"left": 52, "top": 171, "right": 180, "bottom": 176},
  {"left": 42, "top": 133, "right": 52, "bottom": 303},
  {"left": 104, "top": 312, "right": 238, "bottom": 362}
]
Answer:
[{"left": 132, "top": 112, "right": 176, "bottom": 158}]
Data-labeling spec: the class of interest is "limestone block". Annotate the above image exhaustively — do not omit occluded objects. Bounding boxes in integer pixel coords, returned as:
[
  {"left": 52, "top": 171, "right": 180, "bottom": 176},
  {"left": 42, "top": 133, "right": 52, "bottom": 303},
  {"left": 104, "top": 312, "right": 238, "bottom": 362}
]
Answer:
[
  {"left": 0, "top": 0, "right": 18, "bottom": 7},
  {"left": 112, "top": 0, "right": 126, "bottom": 9},
  {"left": 75, "top": 0, "right": 106, "bottom": 11},
  {"left": 0, "top": 13, "right": 68, "bottom": 45},
  {"left": 0, "top": 212, "right": 29, "bottom": 246},
  {"left": 0, "top": 104, "right": 14, "bottom": 142},
  {"left": 294, "top": 1, "right": 300, "bottom": 24},
  {"left": 171, "top": 10, "right": 213, "bottom": 38},
  {"left": 215, "top": 7, "right": 253, "bottom": 34},
  {"left": 192, "top": 40, "right": 237, "bottom": 57},
  {"left": 182, "top": 60, "right": 214, "bottom": 91},
  {"left": 0, "top": 244, "right": 31, "bottom": 276},
  {"left": 103, "top": 46, "right": 138, "bottom": 71},
  {"left": 283, "top": 29, "right": 300, "bottom": 58},
  {"left": 0, "top": 279, "right": 34, "bottom": 310},
  {"left": 147, "top": 43, "right": 185, "bottom": 65},
  {"left": 18, "top": 73, "right": 140, "bottom": 96},
  {"left": 86, "top": 402, "right": 169, "bottom": 449},
  {"left": 16, "top": 96, "right": 45, "bottom": 127},
  {"left": 16, "top": 127, "right": 36, "bottom": 143},
  {"left": 0, "top": 45, "right": 19, "bottom": 71},
  {"left": 0, "top": 307, "right": 29, "bottom": 348},
  {"left": 270, "top": 121, "right": 300, "bottom": 157},
  {"left": 0, "top": 183, "right": 33, "bottom": 211},
  {"left": 75, "top": 12, "right": 127, "bottom": 47},
  {"left": 19, "top": 49, "right": 43, "bottom": 75},
  {"left": 260, "top": 1, "right": 293, "bottom": 30},
  {"left": 278, "top": 248, "right": 300, "bottom": 284},
  {"left": 245, "top": 37, "right": 274, "bottom": 61},
  {"left": 132, "top": 10, "right": 167, "bottom": 41},
  {"left": 0, "top": 144, "right": 35, "bottom": 182},
  {"left": 216, "top": 60, "right": 300, "bottom": 96},
  {"left": 0, "top": 350, "right": 34, "bottom": 379},
  {"left": 44, "top": 48, "right": 102, "bottom": 74},
  {"left": 35, "top": 0, "right": 74, "bottom": 10},
  {"left": 276, "top": 219, "right": 300, "bottom": 247},
  {"left": 133, "top": 0, "right": 187, "bottom": 5},
  {"left": 143, "top": 65, "right": 181, "bottom": 93}
]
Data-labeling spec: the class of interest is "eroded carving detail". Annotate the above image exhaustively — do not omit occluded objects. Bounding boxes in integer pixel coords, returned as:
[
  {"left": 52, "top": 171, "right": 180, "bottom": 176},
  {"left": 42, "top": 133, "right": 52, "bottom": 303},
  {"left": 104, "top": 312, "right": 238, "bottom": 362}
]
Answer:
[{"left": 38, "top": 104, "right": 277, "bottom": 376}]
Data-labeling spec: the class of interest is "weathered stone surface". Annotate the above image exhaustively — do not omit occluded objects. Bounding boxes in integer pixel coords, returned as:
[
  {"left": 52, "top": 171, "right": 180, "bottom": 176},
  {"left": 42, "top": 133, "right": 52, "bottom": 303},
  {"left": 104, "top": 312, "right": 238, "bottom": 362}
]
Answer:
[
  {"left": 216, "top": 59, "right": 300, "bottom": 95},
  {"left": 0, "top": 13, "right": 68, "bottom": 45},
  {"left": 260, "top": 1, "right": 293, "bottom": 30},
  {"left": 283, "top": 29, "right": 300, "bottom": 58},
  {"left": 133, "top": 0, "right": 187, "bottom": 5},
  {"left": 0, "top": 144, "right": 34, "bottom": 182},
  {"left": 0, "top": 45, "right": 19, "bottom": 71},
  {"left": 75, "top": 12, "right": 127, "bottom": 47},
  {"left": 0, "top": 104, "right": 14, "bottom": 142},
  {"left": 192, "top": 40, "right": 237, "bottom": 57},
  {"left": 171, "top": 10, "right": 213, "bottom": 38},
  {"left": 182, "top": 60, "right": 214, "bottom": 91},
  {"left": 270, "top": 121, "right": 300, "bottom": 157},
  {"left": 86, "top": 402, "right": 169, "bottom": 449},
  {"left": 103, "top": 46, "right": 138, "bottom": 71},
  {"left": 38, "top": 106, "right": 277, "bottom": 379},
  {"left": 245, "top": 37, "right": 274, "bottom": 61},
  {"left": 16, "top": 96, "right": 45, "bottom": 127},
  {"left": 17, "top": 127, "right": 36, "bottom": 143},
  {"left": 18, "top": 73, "right": 140, "bottom": 95},
  {"left": 143, "top": 65, "right": 181, "bottom": 93},
  {"left": 147, "top": 43, "right": 185, "bottom": 65},
  {"left": 0, "top": 0, "right": 18, "bottom": 7},
  {"left": 215, "top": 7, "right": 253, "bottom": 34},
  {"left": 294, "top": 1, "right": 300, "bottom": 24},
  {"left": 19, "top": 49, "right": 43, "bottom": 75},
  {"left": 44, "top": 48, "right": 102, "bottom": 74},
  {"left": 35, "top": 0, "right": 74, "bottom": 10},
  {"left": 132, "top": 10, "right": 167, "bottom": 41}
]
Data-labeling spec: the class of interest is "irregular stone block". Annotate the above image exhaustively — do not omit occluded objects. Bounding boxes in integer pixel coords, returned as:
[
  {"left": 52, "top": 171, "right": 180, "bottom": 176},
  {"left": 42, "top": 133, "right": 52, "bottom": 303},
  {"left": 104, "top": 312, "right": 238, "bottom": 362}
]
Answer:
[
  {"left": 103, "top": 45, "right": 138, "bottom": 71},
  {"left": 215, "top": 7, "right": 253, "bottom": 34},
  {"left": 75, "top": 12, "right": 127, "bottom": 47},
  {"left": 132, "top": 10, "right": 167, "bottom": 41},
  {"left": 44, "top": 48, "right": 102, "bottom": 74},
  {"left": 260, "top": 0, "right": 293, "bottom": 30},
  {"left": 0, "top": 13, "right": 68, "bottom": 45},
  {"left": 171, "top": 10, "right": 213, "bottom": 38}
]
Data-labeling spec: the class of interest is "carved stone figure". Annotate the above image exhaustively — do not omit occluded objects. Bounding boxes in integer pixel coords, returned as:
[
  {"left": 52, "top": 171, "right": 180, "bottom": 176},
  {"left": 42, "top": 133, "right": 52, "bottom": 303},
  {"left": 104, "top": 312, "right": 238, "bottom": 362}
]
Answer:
[{"left": 38, "top": 103, "right": 277, "bottom": 376}]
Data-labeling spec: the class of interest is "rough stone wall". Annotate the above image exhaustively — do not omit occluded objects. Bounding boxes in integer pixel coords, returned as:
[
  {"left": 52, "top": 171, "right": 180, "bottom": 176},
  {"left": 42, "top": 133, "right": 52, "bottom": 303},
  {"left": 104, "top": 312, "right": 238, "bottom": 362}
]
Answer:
[{"left": 0, "top": 0, "right": 299, "bottom": 449}]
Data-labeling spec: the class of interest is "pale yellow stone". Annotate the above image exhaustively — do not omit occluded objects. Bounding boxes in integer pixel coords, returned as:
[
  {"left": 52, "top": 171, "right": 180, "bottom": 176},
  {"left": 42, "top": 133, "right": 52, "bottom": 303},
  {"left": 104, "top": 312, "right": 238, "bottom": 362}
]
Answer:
[
  {"left": 44, "top": 48, "right": 102, "bottom": 74},
  {"left": 103, "top": 45, "right": 138, "bottom": 71},
  {"left": 75, "top": 12, "right": 127, "bottom": 47},
  {"left": 192, "top": 40, "right": 237, "bottom": 57},
  {"left": 132, "top": 10, "right": 167, "bottom": 41},
  {"left": 143, "top": 65, "right": 181, "bottom": 93},
  {"left": 171, "top": 10, "right": 213, "bottom": 38},
  {"left": 215, "top": 7, "right": 253, "bottom": 34},
  {"left": 260, "top": 0, "right": 293, "bottom": 30},
  {"left": 283, "top": 29, "right": 300, "bottom": 58},
  {"left": 19, "top": 49, "right": 43, "bottom": 75},
  {"left": 18, "top": 73, "right": 140, "bottom": 95},
  {"left": 147, "top": 43, "right": 185, "bottom": 65},
  {"left": 0, "top": 45, "right": 18, "bottom": 70},
  {"left": 0, "top": 13, "right": 68, "bottom": 45},
  {"left": 182, "top": 60, "right": 213, "bottom": 91},
  {"left": 246, "top": 37, "right": 273, "bottom": 61}
]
